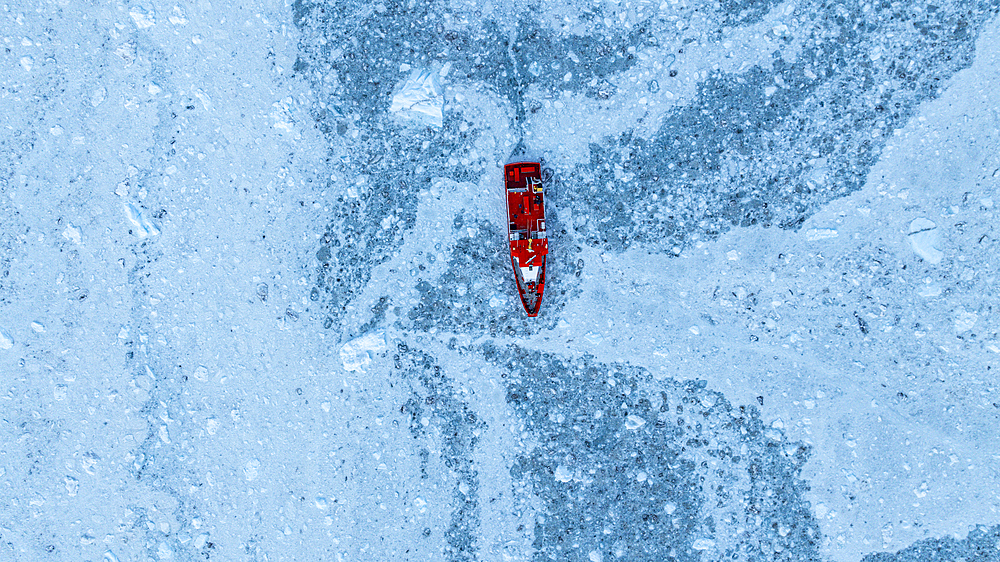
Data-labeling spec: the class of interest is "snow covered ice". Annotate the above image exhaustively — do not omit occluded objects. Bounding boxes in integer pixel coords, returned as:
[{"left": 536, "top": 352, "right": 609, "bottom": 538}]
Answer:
[{"left": 3, "top": 1, "right": 1000, "bottom": 561}]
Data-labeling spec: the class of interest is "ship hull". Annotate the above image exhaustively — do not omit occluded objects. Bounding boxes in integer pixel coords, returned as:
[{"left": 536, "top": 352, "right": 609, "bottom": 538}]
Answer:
[{"left": 504, "top": 161, "right": 548, "bottom": 317}]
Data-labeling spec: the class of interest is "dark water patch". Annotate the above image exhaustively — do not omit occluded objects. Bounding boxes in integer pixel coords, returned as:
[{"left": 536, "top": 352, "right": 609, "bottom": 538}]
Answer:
[
  {"left": 718, "top": 0, "right": 785, "bottom": 26},
  {"left": 395, "top": 342, "right": 486, "bottom": 562},
  {"left": 861, "top": 524, "right": 1000, "bottom": 562},
  {"left": 406, "top": 217, "right": 582, "bottom": 334},
  {"left": 291, "top": 1, "right": 650, "bottom": 324},
  {"left": 482, "top": 343, "right": 822, "bottom": 561},
  {"left": 560, "top": 0, "right": 997, "bottom": 255}
]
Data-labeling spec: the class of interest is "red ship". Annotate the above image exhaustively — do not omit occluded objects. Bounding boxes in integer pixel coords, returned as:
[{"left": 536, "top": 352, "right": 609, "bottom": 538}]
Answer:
[{"left": 504, "top": 161, "right": 548, "bottom": 316}]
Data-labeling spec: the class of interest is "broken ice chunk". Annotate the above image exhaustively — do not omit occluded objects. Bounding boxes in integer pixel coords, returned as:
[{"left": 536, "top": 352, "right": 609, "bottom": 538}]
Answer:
[
  {"left": 954, "top": 308, "right": 978, "bottom": 333},
  {"left": 339, "top": 331, "right": 387, "bottom": 372},
  {"left": 129, "top": 7, "right": 156, "bottom": 28},
  {"left": 244, "top": 459, "right": 260, "bottom": 481},
  {"left": 624, "top": 415, "right": 646, "bottom": 430},
  {"left": 125, "top": 202, "right": 160, "bottom": 238},
  {"left": 389, "top": 68, "right": 443, "bottom": 129},
  {"left": 917, "top": 282, "right": 942, "bottom": 298},
  {"left": 0, "top": 329, "right": 12, "bottom": 350},
  {"left": 805, "top": 228, "right": 838, "bottom": 241},
  {"left": 554, "top": 465, "right": 573, "bottom": 482},
  {"left": 908, "top": 218, "right": 942, "bottom": 264},
  {"left": 692, "top": 538, "right": 716, "bottom": 550},
  {"left": 62, "top": 224, "right": 82, "bottom": 244}
]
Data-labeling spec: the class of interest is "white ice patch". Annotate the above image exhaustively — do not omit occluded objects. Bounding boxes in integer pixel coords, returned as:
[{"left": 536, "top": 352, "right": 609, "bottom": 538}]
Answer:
[
  {"left": 129, "top": 7, "right": 156, "bottom": 29},
  {"left": 954, "top": 308, "right": 978, "bottom": 333},
  {"left": 62, "top": 224, "right": 82, "bottom": 244},
  {"left": 339, "top": 331, "right": 387, "bottom": 372},
  {"left": 554, "top": 465, "right": 573, "bottom": 483},
  {"left": 692, "top": 538, "right": 716, "bottom": 550},
  {"left": 389, "top": 68, "right": 443, "bottom": 129},
  {"left": 244, "top": 459, "right": 260, "bottom": 482},
  {"left": 0, "top": 329, "right": 12, "bottom": 350},
  {"left": 805, "top": 228, "right": 838, "bottom": 241},
  {"left": 124, "top": 202, "right": 160, "bottom": 238},
  {"left": 908, "top": 218, "right": 943, "bottom": 264},
  {"left": 624, "top": 415, "right": 646, "bottom": 430}
]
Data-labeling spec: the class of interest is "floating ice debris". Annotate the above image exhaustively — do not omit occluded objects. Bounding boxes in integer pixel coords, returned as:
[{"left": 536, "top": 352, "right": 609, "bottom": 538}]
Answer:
[
  {"left": 62, "top": 224, "right": 82, "bottom": 244},
  {"left": 806, "top": 228, "right": 838, "bottom": 241},
  {"left": 908, "top": 218, "right": 942, "bottom": 264},
  {"left": 20, "top": 56, "right": 33, "bottom": 71},
  {"left": 124, "top": 202, "right": 160, "bottom": 238},
  {"left": 389, "top": 68, "right": 443, "bottom": 129},
  {"left": 168, "top": 6, "right": 188, "bottom": 25},
  {"left": 91, "top": 87, "right": 107, "bottom": 107},
  {"left": 692, "top": 538, "right": 716, "bottom": 551},
  {"left": 129, "top": 7, "right": 156, "bottom": 28},
  {"left": 554, "top": 465, "right": 573, "bottom": 483},
  {"left": 589, "top": 551, "right": 603, "bottom": 562},
  {"left": 192, "top": 365, "right": 209, "bottom": 381},
  {"left": 193, "top": 88, "right": 212, "bottom": 111},
  {"left": 918, "top": 282, "right": 942, "bottom": 298},
  {"left": 315, "top": 496, "right": 328, "bottom": 510},
  {"left": 104, "top": 550, "right": 122, "bottom": 562},
  {"left": 584, "top": 331, "right": 603, "bottom": 344},
  {"left": 244, "top": 459, "right": 260, "bottom": 481},
  {"left": 30, "top": 321, "right": 45, "bottom": 333},
  {"left": 340, "top": 331, "right": 386, "bottom": 372},
  {"left": 81, "top": 452, "right": 100, "bottom": 475},
  {"left": 954, "top": 308, "right": 978, "bottom": 333},
  {"left": 0, "top": 329, "right": 12, "bottom": 350},
  {"left": 64, "top": 475, "right": 79, "bottom": 496},
  {"left": 663, "top": 502, "right": 676, "bottom": 514},
  {"left": 624, "top": 415, "right": 646, "bottom": 430}
]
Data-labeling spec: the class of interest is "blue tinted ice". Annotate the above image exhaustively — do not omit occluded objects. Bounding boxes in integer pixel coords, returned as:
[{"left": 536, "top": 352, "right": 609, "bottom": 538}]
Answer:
[{"left": 2, "top": 0, "right": 999, "bottom": 561}]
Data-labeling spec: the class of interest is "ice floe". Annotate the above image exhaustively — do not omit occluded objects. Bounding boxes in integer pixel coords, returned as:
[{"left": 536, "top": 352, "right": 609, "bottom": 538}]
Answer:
[
  {"left": 389, "top": 68, "right": 443, "bottom": 129},
  {"left": 340, "top": 331, "right": 387, "bottom": 372}
]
